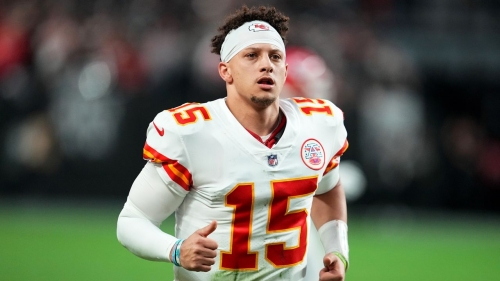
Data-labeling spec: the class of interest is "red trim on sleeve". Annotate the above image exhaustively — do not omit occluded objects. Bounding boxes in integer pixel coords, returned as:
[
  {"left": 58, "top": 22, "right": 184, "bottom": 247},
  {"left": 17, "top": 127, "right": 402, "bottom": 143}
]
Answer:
[
  {"left": 323, "top": 139, "right": 349, "bottom": 175},
  {"left": 143, "top": 142, "right": 192, "bottom": 191}
]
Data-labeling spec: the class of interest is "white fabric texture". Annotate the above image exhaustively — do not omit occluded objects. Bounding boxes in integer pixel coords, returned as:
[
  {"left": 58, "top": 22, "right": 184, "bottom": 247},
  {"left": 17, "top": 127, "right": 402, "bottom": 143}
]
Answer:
[
  {"left": 317, "top": 220, "right": 349, "bottom": 261},
  {"left": 118, "top": 98, "right": 349, "bottom": 280},
  {"left": 316, "top": 167, "right": 340, "bottom": 195},
  {"left": 117, "top": 162, "right": 186, "bottom": 262},
  {"left": 220, "top": 20, "right": 285, "bottom": 62}
]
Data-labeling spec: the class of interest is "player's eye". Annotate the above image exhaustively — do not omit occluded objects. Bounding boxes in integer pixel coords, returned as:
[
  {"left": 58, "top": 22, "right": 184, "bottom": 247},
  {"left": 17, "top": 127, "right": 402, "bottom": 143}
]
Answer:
[
  {"left": 271, "top": 54, "right": 282, "bottom": 61},
  {"left": 246, "top": 53, "right": 257, "bottom": 58}
]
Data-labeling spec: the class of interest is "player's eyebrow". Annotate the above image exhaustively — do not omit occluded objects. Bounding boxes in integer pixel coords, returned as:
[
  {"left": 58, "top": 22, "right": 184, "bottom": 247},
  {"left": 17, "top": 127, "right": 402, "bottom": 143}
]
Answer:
[{"left": 244, "top": 46, "right": 284, "bottom": 56}]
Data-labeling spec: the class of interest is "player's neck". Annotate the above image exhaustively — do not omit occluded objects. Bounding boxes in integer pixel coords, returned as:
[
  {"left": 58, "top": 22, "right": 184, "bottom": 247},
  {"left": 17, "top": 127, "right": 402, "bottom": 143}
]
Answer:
[{"left": 225, "top": 97, "right": 281, "bottom": 136}]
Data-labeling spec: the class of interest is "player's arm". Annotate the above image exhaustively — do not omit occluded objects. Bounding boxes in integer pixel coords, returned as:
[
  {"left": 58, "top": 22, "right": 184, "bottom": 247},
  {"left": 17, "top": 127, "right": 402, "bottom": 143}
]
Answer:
[
  {"left": 312, "top": 171, "right": 349, "bottom": 281},
  {"left": 117, "top": 111, "right": 218, "bottom": 271},
  {"left": 312, "top": 102, "right": 350, "bottom": 280},
  {"left": 117, "top": 162, "right": 219, "bottom": 271},
  {"left": 312, "top": 179, "right": 347, "bottom": 231},
  {"left": 117, "top": 162, "right": 185, "bottom": 262}
]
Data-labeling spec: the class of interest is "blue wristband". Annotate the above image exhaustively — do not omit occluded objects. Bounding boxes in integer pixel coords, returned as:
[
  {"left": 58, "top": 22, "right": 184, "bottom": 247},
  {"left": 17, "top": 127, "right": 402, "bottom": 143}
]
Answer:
[
  {"left": 174, "top": 239, "right": 185, "bottom": 267},
  {"left": 171, "top": 240, "right": 182, "bottom": 266}
]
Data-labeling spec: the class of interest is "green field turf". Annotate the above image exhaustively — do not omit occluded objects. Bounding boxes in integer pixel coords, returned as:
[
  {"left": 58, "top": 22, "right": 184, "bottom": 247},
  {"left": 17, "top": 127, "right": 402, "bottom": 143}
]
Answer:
[{"left": 1, "top": 200, "right": 499, "bottom": 281}]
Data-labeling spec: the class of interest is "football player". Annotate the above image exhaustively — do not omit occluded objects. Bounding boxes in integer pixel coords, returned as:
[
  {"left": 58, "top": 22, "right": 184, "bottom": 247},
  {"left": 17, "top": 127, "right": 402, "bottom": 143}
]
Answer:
[{"left": 117, "top": 5, "right": 349, "bottom": 281}]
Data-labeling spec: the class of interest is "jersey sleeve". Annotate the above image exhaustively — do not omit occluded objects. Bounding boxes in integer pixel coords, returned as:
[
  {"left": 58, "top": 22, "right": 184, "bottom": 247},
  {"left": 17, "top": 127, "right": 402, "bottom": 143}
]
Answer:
[
  {"left": 117, "top": 162, "right": 183, "bottom": 262},
  {"left": 316, "top": 102, "right": 349, "bottom": 195},
  {"left": 142, "top": 110, "right": 192, "bottom": 194}
]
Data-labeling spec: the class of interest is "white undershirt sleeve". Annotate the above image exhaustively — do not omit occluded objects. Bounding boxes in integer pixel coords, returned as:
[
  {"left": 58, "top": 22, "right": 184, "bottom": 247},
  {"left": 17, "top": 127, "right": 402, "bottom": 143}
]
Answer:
[
  {"left": 117, "top": 162, "right": 187, "bottom": 262},
  {"left": 316, "top": 167, "right": 340, "bottom": 195}
]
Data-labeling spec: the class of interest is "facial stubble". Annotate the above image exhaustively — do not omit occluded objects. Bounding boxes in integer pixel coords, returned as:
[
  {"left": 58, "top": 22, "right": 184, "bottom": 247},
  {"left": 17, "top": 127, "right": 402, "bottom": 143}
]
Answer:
[{"left": 250, "top": 95, "right": 276, "bottom": 108}]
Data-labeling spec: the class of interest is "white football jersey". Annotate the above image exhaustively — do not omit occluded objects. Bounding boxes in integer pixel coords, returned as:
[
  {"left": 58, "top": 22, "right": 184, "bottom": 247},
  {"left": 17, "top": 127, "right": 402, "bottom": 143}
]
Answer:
[{"left": 143, "top": 97, "right": 348, "bottom": 281}]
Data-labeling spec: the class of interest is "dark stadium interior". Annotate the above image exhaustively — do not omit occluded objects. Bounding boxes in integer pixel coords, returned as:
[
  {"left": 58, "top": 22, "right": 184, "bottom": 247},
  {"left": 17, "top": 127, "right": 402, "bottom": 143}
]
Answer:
[{"left": 1, "top": 0, "right": 499, "bottom": 214}]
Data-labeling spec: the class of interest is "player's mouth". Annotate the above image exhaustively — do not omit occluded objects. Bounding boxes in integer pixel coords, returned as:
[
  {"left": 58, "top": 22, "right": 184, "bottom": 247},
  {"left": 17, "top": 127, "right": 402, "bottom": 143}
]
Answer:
[{"left": 257, "top": 76, "right": 275, "bottom": 90}]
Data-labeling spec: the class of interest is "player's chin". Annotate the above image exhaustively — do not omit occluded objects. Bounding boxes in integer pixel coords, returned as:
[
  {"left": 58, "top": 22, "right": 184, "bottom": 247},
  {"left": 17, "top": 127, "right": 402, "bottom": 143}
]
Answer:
[{"left": 250, "top": 94, "right": 277, "bottom": 108}]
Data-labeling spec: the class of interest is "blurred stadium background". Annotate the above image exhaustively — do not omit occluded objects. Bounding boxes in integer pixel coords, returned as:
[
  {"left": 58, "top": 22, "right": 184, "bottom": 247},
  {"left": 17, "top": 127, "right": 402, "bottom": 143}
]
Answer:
[{"left": 1, "top": 0, "right": 499, "bottom": 280}]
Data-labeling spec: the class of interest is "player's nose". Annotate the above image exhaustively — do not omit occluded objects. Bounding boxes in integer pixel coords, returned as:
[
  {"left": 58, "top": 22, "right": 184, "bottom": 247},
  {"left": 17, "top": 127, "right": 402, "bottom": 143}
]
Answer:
[{"left": 259, "top": 55, "right": 273, "bottom": 73}]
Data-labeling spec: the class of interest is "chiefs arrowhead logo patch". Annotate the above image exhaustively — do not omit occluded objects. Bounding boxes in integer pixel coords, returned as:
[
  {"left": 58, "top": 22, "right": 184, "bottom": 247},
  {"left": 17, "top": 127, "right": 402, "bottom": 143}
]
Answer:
[{"left": 301, "top": 138, "right": 325, "bottom": 170}]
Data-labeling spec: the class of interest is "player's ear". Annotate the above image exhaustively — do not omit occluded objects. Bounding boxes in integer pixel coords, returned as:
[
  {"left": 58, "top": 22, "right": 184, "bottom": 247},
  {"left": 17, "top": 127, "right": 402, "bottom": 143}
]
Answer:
[
  {"left": 218, "top": 62, "right": 233, "bottom": 83},
  {"left": 284, "top": 63, "right": 288, "bottom": 80}
]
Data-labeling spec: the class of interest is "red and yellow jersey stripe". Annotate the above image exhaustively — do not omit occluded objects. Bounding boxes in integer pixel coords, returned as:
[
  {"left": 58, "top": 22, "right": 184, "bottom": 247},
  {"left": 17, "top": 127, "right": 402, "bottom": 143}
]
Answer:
[
  {"left": 143, "top": 142, "right": 192, "bottom": 191},
  {"left": 323, "top": 139, "right": 349, "bottom": 175}
]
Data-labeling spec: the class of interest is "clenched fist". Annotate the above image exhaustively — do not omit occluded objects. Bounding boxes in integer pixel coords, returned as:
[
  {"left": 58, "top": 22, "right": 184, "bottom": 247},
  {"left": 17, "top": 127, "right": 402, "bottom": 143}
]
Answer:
[{"left": 319, "top": 253, "right": 346, "bottom": 281}]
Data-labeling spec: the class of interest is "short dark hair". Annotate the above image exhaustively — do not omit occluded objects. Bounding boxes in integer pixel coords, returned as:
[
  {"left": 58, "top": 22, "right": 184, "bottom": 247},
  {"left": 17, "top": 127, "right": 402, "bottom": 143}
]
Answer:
[{"left": 211, "top": 5, "right": 290, "bottom": 55}]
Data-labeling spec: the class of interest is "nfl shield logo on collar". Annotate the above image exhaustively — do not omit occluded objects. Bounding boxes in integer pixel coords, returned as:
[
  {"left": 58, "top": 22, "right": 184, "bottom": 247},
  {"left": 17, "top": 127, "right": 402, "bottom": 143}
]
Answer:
[{"left": 267, "top": 154, "right": 278, "bottom": 167}]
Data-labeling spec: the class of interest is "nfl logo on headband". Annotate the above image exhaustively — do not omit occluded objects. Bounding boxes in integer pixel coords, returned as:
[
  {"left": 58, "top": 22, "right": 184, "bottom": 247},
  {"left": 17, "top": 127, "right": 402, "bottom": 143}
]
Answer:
[{"left": 267, "top": 154, "right": 278, "bottom": 167}]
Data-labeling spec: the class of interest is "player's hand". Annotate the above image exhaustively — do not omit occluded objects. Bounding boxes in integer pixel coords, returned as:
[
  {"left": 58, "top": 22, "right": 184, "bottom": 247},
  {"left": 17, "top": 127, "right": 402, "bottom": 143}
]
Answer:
[
  {"left": 180, "top": 220, "right": 219, "bottom": 272},
  {"left": 319, "top": 252, "right": 346, "bottom": 281}
]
